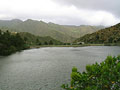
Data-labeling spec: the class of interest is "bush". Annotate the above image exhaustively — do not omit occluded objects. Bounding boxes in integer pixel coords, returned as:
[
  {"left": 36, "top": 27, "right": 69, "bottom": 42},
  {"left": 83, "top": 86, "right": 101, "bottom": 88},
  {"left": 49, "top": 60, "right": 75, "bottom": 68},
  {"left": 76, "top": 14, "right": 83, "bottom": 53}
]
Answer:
[{"left": 62, "top": 55, "right": 120, "bottom": 90}]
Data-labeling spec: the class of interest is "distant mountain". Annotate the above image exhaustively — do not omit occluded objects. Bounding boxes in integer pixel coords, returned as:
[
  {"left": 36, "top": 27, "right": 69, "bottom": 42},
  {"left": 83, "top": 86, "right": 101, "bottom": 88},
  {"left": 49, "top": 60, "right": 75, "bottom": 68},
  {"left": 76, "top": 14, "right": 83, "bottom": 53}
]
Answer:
[
  {"left": 74, "top": 23, "right": 120, "bottom": 44},
  {"left": 0, "top": 19, "right": 104, "bottom": 42}
]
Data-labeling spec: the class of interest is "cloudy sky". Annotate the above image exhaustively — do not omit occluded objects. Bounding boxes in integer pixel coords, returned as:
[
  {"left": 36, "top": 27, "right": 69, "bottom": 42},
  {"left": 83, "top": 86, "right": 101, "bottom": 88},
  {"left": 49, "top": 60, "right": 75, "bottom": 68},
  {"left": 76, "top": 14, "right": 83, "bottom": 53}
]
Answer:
[{"left": 0, "top": 0, "right": 120, "bottom": 26}]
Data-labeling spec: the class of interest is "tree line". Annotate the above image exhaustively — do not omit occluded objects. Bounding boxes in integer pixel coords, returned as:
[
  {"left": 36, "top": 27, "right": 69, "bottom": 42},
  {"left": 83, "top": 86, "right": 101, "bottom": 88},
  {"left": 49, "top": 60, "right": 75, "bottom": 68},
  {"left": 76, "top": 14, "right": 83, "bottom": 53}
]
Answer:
[
  {"left": 0, "top": 30, "right": 63, "bottom": 56},
  {"left": 0, "top": 30, "right": 28, "bottom": 56}
]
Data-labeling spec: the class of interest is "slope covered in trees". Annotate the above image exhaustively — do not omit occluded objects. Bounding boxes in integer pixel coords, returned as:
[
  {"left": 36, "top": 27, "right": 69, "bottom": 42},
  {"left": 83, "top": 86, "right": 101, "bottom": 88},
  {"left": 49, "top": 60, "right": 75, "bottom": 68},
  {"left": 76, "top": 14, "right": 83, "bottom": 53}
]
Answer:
[
  {"left": 0, "top": 19, "right": 103, "bottom": 42},
  {"left": 19, "top": 32, "right": 63, "bottom": 45},
  {"left": 0, "top": 30, "right": 62, "bottom": 56},
  {"left": 75, "top": 23, "right": 120, "bottom": 44},
  {"left": 0, "top": 30, "right": 27, "bottom": 55}
]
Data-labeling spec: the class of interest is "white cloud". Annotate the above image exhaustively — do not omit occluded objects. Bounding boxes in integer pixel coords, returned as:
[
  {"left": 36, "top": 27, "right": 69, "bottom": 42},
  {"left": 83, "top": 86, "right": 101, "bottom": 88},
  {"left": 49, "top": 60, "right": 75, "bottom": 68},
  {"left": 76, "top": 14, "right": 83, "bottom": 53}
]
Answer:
[{"left": 0, "top": 0, "right": 119, "bottom": 26}]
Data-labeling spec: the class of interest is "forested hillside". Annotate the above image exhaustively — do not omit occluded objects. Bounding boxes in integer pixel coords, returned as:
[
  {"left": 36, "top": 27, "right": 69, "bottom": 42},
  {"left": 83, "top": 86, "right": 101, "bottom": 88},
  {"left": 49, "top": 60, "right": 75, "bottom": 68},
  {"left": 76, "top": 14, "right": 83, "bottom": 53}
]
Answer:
[
  {"left": 0, "top": 30, "right": 27, "bottom": 55},
  {"left": 0, "top": 19, "right": 103, "bottom": 42},
  {"left": 75, "top": 23, "right": 120, "bottom": 44},
  {"left": 19, "top": 32, "right": 63, "bottom": 45},
  {"left": 0, "top": 30, "right": 62, "bottom": 56}
]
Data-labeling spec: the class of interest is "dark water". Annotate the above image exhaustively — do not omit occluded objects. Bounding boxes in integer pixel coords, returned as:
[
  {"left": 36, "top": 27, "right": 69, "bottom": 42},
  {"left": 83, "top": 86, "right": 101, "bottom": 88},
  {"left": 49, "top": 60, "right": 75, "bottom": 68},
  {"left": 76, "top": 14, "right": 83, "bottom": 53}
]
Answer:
[{"left": 0, "top": 46, "right": 120, "bottom": 90}]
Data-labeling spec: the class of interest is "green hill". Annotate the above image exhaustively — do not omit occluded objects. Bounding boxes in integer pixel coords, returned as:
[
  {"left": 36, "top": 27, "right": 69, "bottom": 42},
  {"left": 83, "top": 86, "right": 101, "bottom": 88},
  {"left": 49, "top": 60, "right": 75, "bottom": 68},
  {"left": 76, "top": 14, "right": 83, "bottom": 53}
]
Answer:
[
  {"left": 18, "top": 32, "right": 63, "bottom": 45},
  {"left": 0, "top": 19, "right": 103, "bottom": 42},
  {"left": 74, "top": 23, "right": 120, "bottom": 44},
  {"left": 0, "top": 29, "right": 63, "bottom": 55}
]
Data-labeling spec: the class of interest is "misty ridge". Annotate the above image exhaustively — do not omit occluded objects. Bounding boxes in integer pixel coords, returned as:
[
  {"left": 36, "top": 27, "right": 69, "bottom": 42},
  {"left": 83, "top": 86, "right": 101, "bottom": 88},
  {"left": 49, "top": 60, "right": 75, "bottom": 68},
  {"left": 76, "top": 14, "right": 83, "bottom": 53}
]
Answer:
[{"left": 0, "top": 19, "right": 104, "bottom": 42}]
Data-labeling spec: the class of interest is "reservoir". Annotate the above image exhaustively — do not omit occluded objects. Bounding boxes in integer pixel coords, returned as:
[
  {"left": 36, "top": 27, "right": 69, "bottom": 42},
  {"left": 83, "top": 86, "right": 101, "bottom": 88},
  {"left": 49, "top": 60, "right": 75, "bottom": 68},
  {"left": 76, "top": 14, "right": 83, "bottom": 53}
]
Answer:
[{"left": 0, "top": 46, "right": 120, "bottom": 90}]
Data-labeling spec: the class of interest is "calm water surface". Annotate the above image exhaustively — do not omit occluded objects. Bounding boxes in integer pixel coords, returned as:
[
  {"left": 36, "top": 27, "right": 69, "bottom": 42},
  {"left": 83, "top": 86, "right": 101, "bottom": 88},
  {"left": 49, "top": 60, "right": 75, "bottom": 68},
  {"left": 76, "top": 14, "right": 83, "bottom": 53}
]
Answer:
[{"left": 0, "top": 46, "right": 120, "bottom": 90}]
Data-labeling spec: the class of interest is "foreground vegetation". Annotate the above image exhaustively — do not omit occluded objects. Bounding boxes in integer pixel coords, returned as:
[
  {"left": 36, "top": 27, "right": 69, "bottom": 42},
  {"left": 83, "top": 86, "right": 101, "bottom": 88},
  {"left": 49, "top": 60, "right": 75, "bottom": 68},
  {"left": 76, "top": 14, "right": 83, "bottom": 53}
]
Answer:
[{"left": 62, "top": 55, "right": 120, "bottom": 90}]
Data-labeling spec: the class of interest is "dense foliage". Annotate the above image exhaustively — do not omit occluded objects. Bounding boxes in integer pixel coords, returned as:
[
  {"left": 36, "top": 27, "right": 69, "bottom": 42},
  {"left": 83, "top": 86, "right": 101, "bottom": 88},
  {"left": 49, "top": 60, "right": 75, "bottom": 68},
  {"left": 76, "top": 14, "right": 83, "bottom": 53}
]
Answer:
[
  {"left": 62, "top": 55, "right": 120, "bottom": 90},
  {"left": 0, "top": 30, "right": 28, "bottom": 55},
  {"left": 75, "top": 23, "right": 120, "bottom": 45},
  {"left": 0, "top": 30, "right": 64, "bottom": 55}
]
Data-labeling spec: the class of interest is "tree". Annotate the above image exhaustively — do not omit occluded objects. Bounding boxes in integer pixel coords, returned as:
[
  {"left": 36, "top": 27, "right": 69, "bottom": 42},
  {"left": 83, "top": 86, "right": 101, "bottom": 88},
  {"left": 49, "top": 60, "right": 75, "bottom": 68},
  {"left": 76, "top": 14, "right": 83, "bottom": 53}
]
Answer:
[
  {"left": 24, "top": 37, "right": 28, "bottom": 42},
  {"left": 0, "top": 29, "right": 2, "bottom": 35},
  {"left": 0, "top": 30, "right": 27, "bottom": 56},
  {"left": 44, "top": 41, "right": 48, "bottom": 45},
  {"left": 49, "top": 40, "right": 53, "bottom": 45},
  {"left": 108, "top": 37, "right": 113, "bottom": 43},
  {"left": 36, "top": 38, "right": 39, "bottom": 43},
  {"left": 38, "top": 42, "right": 42, "bottom": 45}
]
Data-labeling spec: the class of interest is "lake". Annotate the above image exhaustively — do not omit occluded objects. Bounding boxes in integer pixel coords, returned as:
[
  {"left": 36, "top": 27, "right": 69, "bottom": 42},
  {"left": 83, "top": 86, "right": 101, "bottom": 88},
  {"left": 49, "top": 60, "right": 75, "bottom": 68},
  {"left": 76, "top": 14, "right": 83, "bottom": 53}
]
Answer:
[{"left": 0, "top": 46, "right": 120, "bottom": 90}]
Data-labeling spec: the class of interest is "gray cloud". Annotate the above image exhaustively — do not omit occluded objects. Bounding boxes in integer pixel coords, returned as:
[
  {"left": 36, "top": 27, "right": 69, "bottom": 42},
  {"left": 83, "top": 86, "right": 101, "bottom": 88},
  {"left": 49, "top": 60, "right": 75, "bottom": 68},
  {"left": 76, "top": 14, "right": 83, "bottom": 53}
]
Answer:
[
  {"left": 53, "top": 0, "right": 120, "bottom": 17},
  {"left": 0, "top": 0, "right": 120, "bottom": 26}
]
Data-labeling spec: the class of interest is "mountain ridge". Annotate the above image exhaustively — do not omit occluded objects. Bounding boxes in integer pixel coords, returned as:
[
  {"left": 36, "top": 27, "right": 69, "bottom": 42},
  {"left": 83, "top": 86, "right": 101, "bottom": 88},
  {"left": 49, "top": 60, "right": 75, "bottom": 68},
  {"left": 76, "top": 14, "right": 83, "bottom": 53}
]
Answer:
[{"left": 0, "top": 19, "right": 104, "bottom": 42}]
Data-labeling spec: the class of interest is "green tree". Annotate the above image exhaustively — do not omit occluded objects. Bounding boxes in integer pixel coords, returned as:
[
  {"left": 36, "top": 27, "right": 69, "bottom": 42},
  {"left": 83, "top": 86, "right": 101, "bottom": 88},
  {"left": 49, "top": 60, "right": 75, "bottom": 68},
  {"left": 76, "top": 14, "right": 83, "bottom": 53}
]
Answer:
[
  {"left": 24, "top": 37, "right": 28, "bottom": 42},
  {"left": 0, "top": 30, "right": 27, "bottom": 56},
  {"left": 49, "top": 40, "right": 53, "bottom": 45},
  {"left": 38, "top": 42, "right": 42, "bottom": 45},
  {"left": 0, "top": 29, "right": 2, "bottom": 35},
  {"left": 44, "top": 41, "right": 48, "bottom": 45}
]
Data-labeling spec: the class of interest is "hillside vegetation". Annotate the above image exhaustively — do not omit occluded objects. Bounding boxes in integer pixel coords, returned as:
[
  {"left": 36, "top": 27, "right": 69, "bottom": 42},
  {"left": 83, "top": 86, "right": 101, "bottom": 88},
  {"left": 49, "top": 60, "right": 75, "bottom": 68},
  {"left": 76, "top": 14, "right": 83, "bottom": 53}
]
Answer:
[
  {"left": 75, "top": 23, "right": 120, "bottom": 44},
  {"left": 19, "top": 32, "right": 63, "bottom": 45},
  {"left": 0, "top": 19, "right": 103, "bottom": 42},
  {"left": 0, "top": 30, "right": 62, "bottom": 56},
  {"left": 0, "top": 30, "right": 27, "bottom": 55}
]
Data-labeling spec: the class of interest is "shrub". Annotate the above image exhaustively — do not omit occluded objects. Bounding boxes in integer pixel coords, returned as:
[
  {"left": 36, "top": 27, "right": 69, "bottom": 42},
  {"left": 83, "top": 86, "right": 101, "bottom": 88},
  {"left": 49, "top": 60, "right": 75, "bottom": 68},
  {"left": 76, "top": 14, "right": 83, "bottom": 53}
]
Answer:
[{"left": 62, "top": 55, "right": 120, "bottom": 90}]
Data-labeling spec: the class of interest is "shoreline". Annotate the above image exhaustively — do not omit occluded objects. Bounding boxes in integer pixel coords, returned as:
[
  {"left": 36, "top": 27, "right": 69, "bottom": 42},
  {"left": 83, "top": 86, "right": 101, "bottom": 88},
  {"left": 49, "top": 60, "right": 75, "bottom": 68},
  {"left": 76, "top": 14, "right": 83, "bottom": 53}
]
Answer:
[
  {"left": 1, "top": 44, "right": 119, "bottom": 56},
  {"left": 30, "top": 43, "right": 120, "bottom": 49},
  {"left": 30, "top": 44, "right": 105, "bottom": 49}
]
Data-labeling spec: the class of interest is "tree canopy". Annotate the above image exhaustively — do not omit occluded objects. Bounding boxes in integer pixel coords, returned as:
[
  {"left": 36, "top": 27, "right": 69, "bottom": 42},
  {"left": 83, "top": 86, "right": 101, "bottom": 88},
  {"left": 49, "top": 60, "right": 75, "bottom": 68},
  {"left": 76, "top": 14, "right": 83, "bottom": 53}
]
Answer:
[{"left": 0, "top": 30, "right": 28, "bottom": 56}]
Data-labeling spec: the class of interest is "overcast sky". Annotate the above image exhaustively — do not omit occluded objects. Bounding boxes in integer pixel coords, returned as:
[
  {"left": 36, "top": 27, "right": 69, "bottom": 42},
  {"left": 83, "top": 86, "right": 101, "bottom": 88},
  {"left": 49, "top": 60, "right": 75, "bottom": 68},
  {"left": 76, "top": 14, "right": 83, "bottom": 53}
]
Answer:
[{"left": 0, "top": 0, "right": 120, "bottom": 26}]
